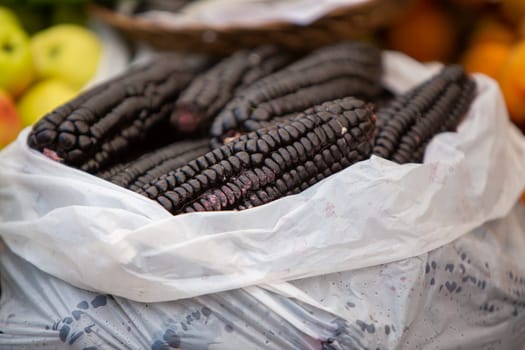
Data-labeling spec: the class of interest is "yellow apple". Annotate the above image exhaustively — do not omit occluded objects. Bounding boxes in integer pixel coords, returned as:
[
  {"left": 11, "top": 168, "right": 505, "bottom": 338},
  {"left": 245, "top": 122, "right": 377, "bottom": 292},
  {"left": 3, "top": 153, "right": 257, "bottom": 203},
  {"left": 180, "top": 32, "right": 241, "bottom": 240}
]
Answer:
[
  {"left": 0, "top": 6, "right": 21, "bottom": 29},
  {"left": 0, "top": 19, "right": 33, "bottom": 96},
  {"left": 0, "top": 89, "right": 22, "bottom": 149},
  {"left": 31, "top": 24, "right": 101, "bottom": 89},
  {"left": 17, "top": 79, "right": 77, "bottom": 126}
]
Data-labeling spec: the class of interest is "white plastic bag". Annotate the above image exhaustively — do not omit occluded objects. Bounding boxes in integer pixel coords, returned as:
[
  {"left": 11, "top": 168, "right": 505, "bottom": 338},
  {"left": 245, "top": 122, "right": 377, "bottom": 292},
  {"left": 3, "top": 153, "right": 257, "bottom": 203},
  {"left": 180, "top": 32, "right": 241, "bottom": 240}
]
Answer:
[
  {"left": 1, "top": 52, "right": 525, "bottom": 305},
  {"left": 2, "top": 204, "right": 525, "bottom": 349}
]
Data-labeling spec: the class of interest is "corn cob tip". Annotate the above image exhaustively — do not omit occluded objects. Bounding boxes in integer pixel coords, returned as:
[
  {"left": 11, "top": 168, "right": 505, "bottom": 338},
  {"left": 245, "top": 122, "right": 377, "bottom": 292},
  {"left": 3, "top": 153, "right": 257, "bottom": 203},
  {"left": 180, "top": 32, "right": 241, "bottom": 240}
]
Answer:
[{"left": 171, "top": 108, "right": 202, "bottom": 133}]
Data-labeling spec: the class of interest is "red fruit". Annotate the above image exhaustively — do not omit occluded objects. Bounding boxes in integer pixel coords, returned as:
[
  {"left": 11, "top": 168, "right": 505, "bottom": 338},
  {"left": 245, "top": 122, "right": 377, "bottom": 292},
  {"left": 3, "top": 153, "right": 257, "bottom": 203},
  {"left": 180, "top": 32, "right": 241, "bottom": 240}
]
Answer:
[{"left": 0, "top": 89, "right": 23, "bottom": 149}]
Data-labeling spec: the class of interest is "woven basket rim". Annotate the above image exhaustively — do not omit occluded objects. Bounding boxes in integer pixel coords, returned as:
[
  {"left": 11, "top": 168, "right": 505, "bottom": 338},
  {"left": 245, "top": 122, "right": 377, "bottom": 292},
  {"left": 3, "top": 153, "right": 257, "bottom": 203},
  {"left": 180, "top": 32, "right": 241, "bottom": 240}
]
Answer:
[{"left": 89, "top": 0, "right": 395, "bottom": 33}]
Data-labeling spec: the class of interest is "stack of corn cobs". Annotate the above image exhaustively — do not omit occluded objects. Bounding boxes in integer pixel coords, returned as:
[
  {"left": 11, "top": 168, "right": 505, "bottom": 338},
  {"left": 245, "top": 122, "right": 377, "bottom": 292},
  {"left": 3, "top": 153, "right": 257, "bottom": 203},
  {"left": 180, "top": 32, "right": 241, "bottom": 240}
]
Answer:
[{"left": 28, "top": 42, "right": 476, "bottom": 215}]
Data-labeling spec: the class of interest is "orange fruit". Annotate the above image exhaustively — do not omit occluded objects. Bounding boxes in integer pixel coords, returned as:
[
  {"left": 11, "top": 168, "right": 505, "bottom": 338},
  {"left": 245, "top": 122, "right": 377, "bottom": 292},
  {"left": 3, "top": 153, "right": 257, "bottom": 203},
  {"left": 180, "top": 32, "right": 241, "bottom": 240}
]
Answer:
[
  {"left": 498, "top": 41, "right": 525, "bottom": 124},
  {"left": 517, "top": 18, "right": 525, "bottom": 39},
  {"left": 387, "top": 1, "right": 456, "bottom": 62},
  {"left": 461, "top": 41, "right": 511, "bottom": 79}
]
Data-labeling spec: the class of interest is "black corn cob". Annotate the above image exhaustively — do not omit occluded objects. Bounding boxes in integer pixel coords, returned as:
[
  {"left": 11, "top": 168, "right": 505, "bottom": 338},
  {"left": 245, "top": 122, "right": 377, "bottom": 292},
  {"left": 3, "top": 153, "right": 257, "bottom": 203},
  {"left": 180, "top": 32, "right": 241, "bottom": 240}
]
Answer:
[
  {"left": 238, "top": 87, "right": 386, "bottom": 134},
  {"left": 138, "top": 97, "right": 375, "bottom": 214},
  {"left": 99, "top": 139, "right": 210, "bottom": 191},
  {"left": 236, "top": 146, "right": 356, "bottom": 210},
  {"left": 209, "top": 41, "right": 382, "bottom": 147},
  {"left": 242, "top": 112, "right": 298, "bottom": 133},
  {"left": 373, "top": 65, "right": 476, "bottom": 164},
  {"left": 240, "top": 87, "right": 394, "bottom": 133},
  {"left": 27, "top": 53, "right": 212, "bottom": 173},
  {"left": 172, "top": 46, "right": 293, "bottom": 133},
  {"left": 97, "top": 162, "right": 129, "bottom": 181}
]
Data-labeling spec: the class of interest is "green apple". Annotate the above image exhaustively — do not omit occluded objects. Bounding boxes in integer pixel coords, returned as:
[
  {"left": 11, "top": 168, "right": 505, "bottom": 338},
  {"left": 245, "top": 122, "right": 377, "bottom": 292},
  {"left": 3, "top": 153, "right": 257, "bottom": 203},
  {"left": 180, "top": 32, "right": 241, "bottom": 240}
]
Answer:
[
  {"left": 31, "top": 24, "right": 101, "bottom": 89},
  {"left": 0, "top": 19, "right": 33, "bottom": 96},
  {"left": 0, "top": 88, "right": 22, "bottom": 149},
  {"left": 17, "top": 79, "right": 77, "bottom": 126}
]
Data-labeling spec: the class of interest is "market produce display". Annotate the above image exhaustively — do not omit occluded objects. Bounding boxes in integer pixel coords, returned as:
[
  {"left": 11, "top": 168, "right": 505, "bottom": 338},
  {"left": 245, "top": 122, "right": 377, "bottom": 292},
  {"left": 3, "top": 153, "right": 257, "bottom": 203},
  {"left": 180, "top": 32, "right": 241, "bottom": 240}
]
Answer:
[
  {"left": 3, "top": 3, "right": 525, "bottom": 349},
  {"left": 26, "top": 40, "right": 476, "bottom": 215}
]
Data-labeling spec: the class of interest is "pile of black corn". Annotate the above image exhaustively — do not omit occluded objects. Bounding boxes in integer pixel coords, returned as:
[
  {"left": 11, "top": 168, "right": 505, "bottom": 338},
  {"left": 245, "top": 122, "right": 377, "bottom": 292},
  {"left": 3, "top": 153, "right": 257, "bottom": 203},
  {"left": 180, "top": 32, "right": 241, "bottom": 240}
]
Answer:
[
  {"left": 27, "top": 41, "right": 476, "bottom": 215},
  {"left": 208, "top": 41, "right": 382, "bottom": 147},
  {"left": 139, "top": 97, "right": 375, "bottom": 214}
]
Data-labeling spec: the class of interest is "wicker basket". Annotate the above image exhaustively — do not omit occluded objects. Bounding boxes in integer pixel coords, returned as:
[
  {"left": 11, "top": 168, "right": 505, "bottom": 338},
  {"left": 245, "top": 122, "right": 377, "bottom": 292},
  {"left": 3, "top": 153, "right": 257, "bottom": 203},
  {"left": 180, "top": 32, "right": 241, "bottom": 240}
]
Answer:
[{"left": 89, "top": 0, "right": 412, "bottom": 54}]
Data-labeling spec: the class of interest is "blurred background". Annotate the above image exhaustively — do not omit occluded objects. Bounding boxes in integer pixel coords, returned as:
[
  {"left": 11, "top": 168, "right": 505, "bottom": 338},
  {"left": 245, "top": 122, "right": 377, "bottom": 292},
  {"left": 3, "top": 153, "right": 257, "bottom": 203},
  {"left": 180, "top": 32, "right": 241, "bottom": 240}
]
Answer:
[{"left": 1, "top": 0, "right": 525, "bottom": 149}]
